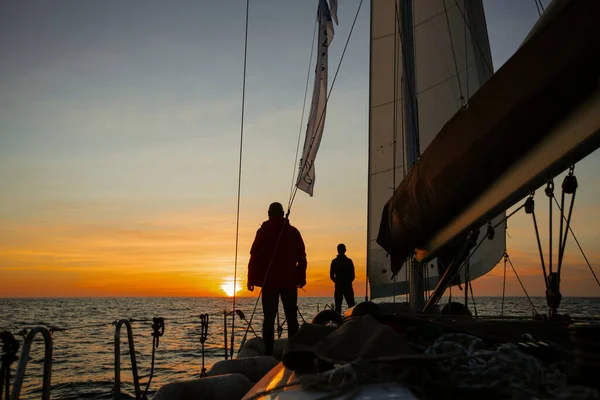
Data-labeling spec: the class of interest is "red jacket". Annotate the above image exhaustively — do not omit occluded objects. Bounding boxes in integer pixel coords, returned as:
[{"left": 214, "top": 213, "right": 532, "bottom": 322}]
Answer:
[{"left": 247, "top": 217, "right": 307, "bottom": 289}]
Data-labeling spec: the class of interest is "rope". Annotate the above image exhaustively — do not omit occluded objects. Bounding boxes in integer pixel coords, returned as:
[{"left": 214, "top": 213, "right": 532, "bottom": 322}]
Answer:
[
  {"left": 501, "top": 254, "right": 507, "bottom": 319},
  {"left": 468, "top": 272, "right": 478, "bottom": 318},
  {"left": 404, "top": 261, "right": 408, "bottom": 302},
  {"left": 501, "top": 201, "right": 526, "bottom": 225},
  {"left": 289, "top": 0, "right": 364, "bottom": 208},
  {"left": 141, "top": 317, "right": 165, "bottom": 400},
  {"left": 463, "top": 8, "right": 469, "bottom": 101},
  {"left": 238, "top": 220, "right": 290, "bottom": 356},
  {"left": 423, "top": 264, "right": 428, "bottom": 301},
  {"left": 534, "top": 0, "right": 542, "bottom": 17},
  {"left": 37, "top": 321, "right": 114, "bottom": 333},
  {"left": 426, "top": 334, "right": 596, "bottom": 399},
  {"left": 365, "top": 270, "right": 369, "bottom": 302},
  {"left": 8, "top": 316, "right": 185, "bottom": 335},
  {"left": 506, "top": 254, "right": 538, "bottom": 315},
  {"left": 556, "top": 168, "right": 577, "bottom": 280},
  {"left": 552, "top": 196, "right": 600, "bottom": 289},
  {"left": 537, "top": 0, "right": 546, "bottom": 14},
  {"left": 127, "top": 318, "right": 154, "bottom": 323},
  {"left": 534, "top": 0, "right": 545, "bottom": 17},
  {"left": 199, "top": 314, "right": 209, "bottom": 377},
  {"left": 289, "top": 18, "right": 318, "bottom": 209},
  {"left": 528, "top": 196, "right": 549, "bottom": 289},
  {"left": 464, "top": 261, "right": 469, "bottom": 307},
  {"left": 547, "top": 179, "right": 554, "bottom": 274},
  {"left": 452, "top": 0, "right": 494, "bottom": 75},
  {"left": 297, "top": 306, "right": 307, "bottom": 324},
  {"left": 393, "top": 2, "right": 419, "bottom": 148},
  {"left": 231, "top": 0, "right": 250, "bottom": 359},
  {"left": 392, "top": 0, "right": 399, "bottom": 300},
  {"left": 443, "top": 0, "right": 465, "bottom": 107}
]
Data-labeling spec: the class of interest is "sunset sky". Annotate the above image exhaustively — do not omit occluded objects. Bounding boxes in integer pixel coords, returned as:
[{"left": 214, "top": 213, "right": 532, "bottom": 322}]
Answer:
[{"left": 1, "top": 0, "right": 599, "bottom": 298}]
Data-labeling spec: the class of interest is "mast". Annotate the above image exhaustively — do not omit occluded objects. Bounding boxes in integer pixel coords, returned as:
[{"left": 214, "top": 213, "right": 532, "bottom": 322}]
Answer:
[{"left": 399, "top": 0, "right": 424, "bottom": 312}]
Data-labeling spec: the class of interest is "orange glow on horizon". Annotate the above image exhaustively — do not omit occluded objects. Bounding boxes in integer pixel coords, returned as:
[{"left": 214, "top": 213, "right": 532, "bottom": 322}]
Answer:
[{"left": 1, "top": 205, "right": 599, "bottom": 298}]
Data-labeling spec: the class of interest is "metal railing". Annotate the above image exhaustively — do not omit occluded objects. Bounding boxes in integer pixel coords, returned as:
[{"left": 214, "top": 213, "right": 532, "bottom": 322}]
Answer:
[
  {"left": 10, "top": 326, "right": 53, "bottom": 400},
  {"left": 113, "top": 319, "right": 141, "bottom": 400}
]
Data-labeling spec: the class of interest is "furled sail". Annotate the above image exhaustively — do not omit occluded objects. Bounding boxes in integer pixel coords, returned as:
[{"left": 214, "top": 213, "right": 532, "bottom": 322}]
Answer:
[
  {"left": 297, "top": 0, "right": 337, "bottom": 196},
  {"left": 376, "top": 0, "right": 600, "bottom": 278},
  {"left": 368, "top": 0, "right": 506, "bottom": 299}
]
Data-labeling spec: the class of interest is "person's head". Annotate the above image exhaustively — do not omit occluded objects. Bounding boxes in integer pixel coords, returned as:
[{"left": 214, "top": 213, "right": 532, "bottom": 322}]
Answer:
[
  {"left": 337, "top": 243, "right": 346, "bottom": 255},
  {"left": 268, "top": 202, "right": 284, "bottom": 218}
]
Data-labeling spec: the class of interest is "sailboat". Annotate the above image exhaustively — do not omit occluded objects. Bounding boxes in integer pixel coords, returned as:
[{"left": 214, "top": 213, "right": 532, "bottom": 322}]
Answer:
[{"left": 152, "top": 0, "right": 600, "bottom": 398}]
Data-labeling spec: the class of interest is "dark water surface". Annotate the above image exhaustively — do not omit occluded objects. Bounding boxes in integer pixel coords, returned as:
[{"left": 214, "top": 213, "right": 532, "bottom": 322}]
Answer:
[{"left": 1, "top": 296, "right": 599, "bottom": 399}]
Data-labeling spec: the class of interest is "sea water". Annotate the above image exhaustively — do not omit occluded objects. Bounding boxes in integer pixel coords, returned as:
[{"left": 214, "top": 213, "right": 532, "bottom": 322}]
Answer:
[{"left": 1, "top": 296, "right": 599, "bottom": 399}]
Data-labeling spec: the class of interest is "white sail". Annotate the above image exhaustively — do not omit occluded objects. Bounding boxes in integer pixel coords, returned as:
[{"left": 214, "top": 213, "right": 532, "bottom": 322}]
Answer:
[{"left": 368, "top": 0, "right": 506, "bottom": 299}]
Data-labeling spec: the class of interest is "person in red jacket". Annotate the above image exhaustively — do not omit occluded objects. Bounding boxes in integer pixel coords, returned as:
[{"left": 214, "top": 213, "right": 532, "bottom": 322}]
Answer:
[{"left": 247, "top": 202, "right": 307, "bottom": 356}]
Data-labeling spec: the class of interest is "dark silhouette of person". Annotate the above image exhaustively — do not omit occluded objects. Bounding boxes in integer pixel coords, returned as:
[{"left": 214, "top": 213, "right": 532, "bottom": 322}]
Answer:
[
  {"left": 247, "top": 202, "right": 307, "bottom": 356},
  {"left": 330, "top": 243, "right": 355, "bottom": 314}
]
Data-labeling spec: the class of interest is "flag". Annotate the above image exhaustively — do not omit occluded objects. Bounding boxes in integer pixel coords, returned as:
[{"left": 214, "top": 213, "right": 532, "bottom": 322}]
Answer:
[
  {"left": 329, "top": 0, "right": 338, "bottom": 25},
  {"left": 296, "top": 0, "right": 336, "bottom": 196}
]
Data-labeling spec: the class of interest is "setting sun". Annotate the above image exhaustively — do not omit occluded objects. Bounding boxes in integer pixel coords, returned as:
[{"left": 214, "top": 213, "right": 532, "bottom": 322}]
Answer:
[{"left": 220, "top": 280, "right": 242, "bottom": 297}]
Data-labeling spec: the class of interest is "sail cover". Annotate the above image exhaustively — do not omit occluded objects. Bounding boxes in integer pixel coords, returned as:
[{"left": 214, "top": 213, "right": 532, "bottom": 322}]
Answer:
[
  {"left": 297, "top": 0, "right": 337, "bottom": 196},
  {"left": 368, "top": 0, "right": 506, "bottom": 299},
  {"left": 376, "top": 0, "right": 600, "bottom": 274}
]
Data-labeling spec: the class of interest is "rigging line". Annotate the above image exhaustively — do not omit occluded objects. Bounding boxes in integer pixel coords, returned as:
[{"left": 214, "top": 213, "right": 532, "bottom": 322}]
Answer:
[
  {"left": 501, "top": 254, "right": 507, "bottom": 319},
  {"left": 443, "top": 0, "right": 465, "bottom": 106},
  {"left": 467, "top": 262, "right": 478, "bottom": 318},
  {"left": 538, "top": 0, "right": 546, "bottom": 13},
  {"left": 393, "top": 0, "right": 398, "bottom": 196},
  {"left": 452, "top": 0, "right": 494, "bottom": 76},
  {"left": 34, "top": 322, "right": 114, "bottom": 333},
  {"left": 424, "top": 263, "right": 431, "bottom": 300},
  {"left": 552, "top": 197, "right": 600, "bottom": 289},
  {"left": 289, "top": 17, "right": 319, "bottom": 209},
  {"left": 394, "top": 1, "right": 419, "bottom": 152},
  {"left": 391, "top": 3, "right": 404, "bottom": 304},
  {"left": 436, "top": 218, "right": 506, "bottom": 296},
  {"left": 238, "top": 220, "right": 290, "bottom": 356},
  {"left": 231, "top": 0, "right": 250, "bottom": 358},
  {"left": 507, "top": 255, "right": 538, "bottom": 315},
  {"left": 400, "top": 65, "right": 406, "bottom": 176},
  {"left": 464, "top": 260, "right": 469, "bottom": 307},
  {"left": 470, "top": 286, "right": 478, "bottom": 317},
  {"left": 531, "top": 206, "right": 549, "bottom": 288},
  {"left": 289, "top": 0, "right": 365, "bottom": 208},
  {"left": 533, "top": 0, "right": 542, "bottom": 17},
  {"left": 404, "top": 260, "right": 408, "bottom": 302},
  {"left": 495, "top": 202, "right": 526, "bottom": 229},
  {"left": 548, "top": 180, "right": 553, "bottom": 275},
  {"left": 463, "top": 6, "right": 470, "bottom": 101}
]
